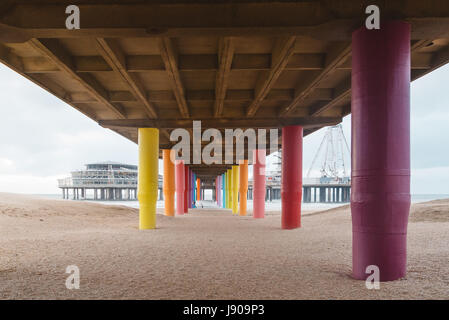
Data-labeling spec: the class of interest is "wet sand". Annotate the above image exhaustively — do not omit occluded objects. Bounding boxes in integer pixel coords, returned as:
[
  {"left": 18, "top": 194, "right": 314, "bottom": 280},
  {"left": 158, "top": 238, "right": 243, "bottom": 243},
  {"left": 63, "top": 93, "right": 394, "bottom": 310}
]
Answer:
[{"left": 0, "top": 193, "right": 448, "bottom": 299}]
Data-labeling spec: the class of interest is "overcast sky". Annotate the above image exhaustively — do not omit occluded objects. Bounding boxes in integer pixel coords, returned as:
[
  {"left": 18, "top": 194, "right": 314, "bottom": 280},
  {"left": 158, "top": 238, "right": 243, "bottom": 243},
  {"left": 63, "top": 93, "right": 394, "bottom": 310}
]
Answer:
[{"left": 1, "top": 62, "right": 448, "bottom": 194}]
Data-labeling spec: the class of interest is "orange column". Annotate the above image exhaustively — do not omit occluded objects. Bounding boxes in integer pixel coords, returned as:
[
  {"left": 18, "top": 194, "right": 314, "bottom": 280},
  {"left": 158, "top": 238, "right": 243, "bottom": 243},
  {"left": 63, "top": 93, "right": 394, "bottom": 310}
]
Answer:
[
  {"left": 239, "top": 160, "right": 248, "bottom": 216},
  {"left": 162, "top": 149, "right": 175, "bottom": 216},
  {"left": 196, "top": 178, "right": 201, "bottom": 201}
]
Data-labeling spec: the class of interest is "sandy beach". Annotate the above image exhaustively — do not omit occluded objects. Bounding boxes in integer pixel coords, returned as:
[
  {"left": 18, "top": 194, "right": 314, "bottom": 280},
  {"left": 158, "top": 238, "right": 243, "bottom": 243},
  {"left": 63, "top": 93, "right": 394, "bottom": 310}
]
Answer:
[{"left": 0, "top": 192, "right": 448, "bottom": 300}]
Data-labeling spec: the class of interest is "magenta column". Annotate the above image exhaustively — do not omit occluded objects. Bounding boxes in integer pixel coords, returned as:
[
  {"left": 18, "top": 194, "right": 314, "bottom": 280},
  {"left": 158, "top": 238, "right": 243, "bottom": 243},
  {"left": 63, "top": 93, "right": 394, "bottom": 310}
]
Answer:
[
  {"left": 351, "top": 21, "right": 411, "bottom": 281},
  {"left": 281, "top": 126, "right": 303, "bottom": 229},
  {"left": 252, "top": 149, "right": 266, "bottom": 218},
  {"left": 175, "top": 160, "right": 185, "bottom": 215}
]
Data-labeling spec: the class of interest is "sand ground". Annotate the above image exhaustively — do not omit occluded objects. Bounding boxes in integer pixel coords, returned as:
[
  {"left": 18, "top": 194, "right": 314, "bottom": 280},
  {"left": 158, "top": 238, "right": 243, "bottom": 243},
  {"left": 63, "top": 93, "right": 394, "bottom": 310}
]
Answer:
[{"left": 0, "top": 193, "right": 448, "bottom": 299}]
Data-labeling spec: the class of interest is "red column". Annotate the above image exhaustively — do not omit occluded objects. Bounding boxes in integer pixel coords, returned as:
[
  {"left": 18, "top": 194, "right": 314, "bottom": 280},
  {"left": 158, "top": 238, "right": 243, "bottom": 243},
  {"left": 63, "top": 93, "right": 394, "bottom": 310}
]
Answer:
[
  {"left": 175, "top": 160, "right": 185, "bottom": 215},
  {"left": 281, "top": 126, "right": 303, "bottom": 229},
  {"left": 184, "top": 165, "right": 189, "bottom": 213},
  {"left": 352, "top": 21, "right": 411, "bottom": 281},
  {"left": 252, "top": 149, "right": 266, "bottom": 218}
]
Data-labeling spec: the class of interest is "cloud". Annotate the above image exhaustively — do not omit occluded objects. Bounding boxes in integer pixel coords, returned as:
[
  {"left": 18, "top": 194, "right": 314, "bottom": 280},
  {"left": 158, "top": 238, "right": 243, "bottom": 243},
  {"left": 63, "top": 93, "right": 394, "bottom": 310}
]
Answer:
[
  {"left": 411, "top": 167, "right": 449, "bottom": 194},
  {"left": 0, "top": 157, "right": 15, "bottom": 173},
  {"left": 1, "top": 60, "right": 449, "bottom": 194},
  {"left": 0, "top": 174, "right": 67, "bottom": 194}
]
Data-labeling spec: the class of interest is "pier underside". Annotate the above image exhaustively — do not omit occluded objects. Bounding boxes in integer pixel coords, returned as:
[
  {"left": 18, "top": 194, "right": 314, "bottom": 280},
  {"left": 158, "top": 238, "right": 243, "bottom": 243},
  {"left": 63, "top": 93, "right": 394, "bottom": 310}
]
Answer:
[{"left": 1, "top": 0, "right": 449, "bottom": 281}]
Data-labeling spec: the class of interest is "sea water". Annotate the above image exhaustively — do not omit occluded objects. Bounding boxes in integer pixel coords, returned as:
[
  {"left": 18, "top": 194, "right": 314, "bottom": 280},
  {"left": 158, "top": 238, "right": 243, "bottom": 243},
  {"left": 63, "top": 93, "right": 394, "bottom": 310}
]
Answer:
[{"left": 32, "top": 193, "right": 449, "bottom": 211}]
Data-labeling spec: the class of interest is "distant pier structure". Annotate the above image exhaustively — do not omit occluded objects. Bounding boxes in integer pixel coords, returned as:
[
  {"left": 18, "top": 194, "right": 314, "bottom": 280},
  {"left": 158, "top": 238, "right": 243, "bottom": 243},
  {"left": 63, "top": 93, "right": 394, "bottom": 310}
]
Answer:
[
  {"left": 247, "top": 124, "right": 351, "bottom": 203},
  {"left": 304, "top": 125, "right": 351, "bottom": 203},
  {"left": 58, "top": 161, "right": 163, "bottom": 201}
]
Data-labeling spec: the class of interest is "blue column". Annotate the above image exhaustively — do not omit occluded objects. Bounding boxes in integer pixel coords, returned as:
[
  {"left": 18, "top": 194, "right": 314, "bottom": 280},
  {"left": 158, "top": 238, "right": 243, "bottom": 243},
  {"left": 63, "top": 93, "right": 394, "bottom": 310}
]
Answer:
[{"left": 222, "top": 173, "right": 226, "bottom": 208}]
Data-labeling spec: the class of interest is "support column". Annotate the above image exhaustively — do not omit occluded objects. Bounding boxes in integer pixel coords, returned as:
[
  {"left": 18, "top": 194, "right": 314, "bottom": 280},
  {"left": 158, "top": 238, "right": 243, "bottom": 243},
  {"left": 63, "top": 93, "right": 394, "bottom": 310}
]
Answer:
[
  {"left": 196, "top": 178, "right": 201, "bottom": 201},
  {"left": 222, "top": 173, "right": 226, "bottom": 208},
  {"left": 138, "top": 128, "right": 159, "bottom": 229},
  {"left": 162, "top": 149, "right": 175, "bottom": 216},
  {"left": 218, "top": 175, "right": 221, "bottom": 206},
  {"left": 226, "top": 169, "right": 231, "bottom": 209},
  {"left": 184, "top": 165, "right": 189, "bottom": 213},
  {"left": 175, "top": 160, "right": 185, "bottom": 215},
  {"left": 231, "top": 165, "right": 239, "bottom": 214},
  {"left": 351, "top": 21, "right": 411, "bottom": 281},
  {"left": 188, "top": 169, "right": 192, "bottom": 208},
  {"left": 192, "top": 171, "right": 196, "bottom": 208},
  {"left": 239, "top": 160, "right": 248, "bottom": 216},
  {"left": 253, "top": 149, "right": 266, "bottom": 218},
  {"left": 215, "top": 176, "right": 219, "bottom": 204},
  {"left": 281, "top": 125, "right": 303, "bottom": 229}
]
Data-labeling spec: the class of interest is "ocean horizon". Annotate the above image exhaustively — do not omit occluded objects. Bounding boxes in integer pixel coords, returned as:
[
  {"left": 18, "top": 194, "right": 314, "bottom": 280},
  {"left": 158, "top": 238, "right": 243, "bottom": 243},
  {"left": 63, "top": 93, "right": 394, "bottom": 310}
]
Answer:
[{"left": 28, "top": 193, "right": 449, "bottom": 211}]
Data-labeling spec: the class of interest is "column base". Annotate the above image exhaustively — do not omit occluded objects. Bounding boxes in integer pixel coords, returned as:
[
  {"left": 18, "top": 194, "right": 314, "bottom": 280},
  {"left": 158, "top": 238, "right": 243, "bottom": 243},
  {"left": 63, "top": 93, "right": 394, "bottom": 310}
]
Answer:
[{"left": 352, "top": 231, "right": 407, "bottom": 281}]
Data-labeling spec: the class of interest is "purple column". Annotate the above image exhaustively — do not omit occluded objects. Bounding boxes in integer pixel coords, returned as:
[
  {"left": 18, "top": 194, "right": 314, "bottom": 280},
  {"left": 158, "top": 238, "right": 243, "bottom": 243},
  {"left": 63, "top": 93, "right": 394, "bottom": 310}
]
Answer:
[{"left": 351, "top": 21, "right": 411, "bottom": 281}]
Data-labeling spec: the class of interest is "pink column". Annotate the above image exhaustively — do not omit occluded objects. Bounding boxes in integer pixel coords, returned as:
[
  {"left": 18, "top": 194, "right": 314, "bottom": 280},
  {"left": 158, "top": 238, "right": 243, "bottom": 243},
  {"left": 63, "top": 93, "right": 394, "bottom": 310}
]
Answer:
[
  {"left": 184, "top": 165, "right": 189, "bottom": 213},
  {"left": 252, "top": 149, "right": 266, "bottom": 218},
  {"left": 218, "top": 175, "right": 221, "bottom": 206},
  {"left": 281, "top": 126, "right": 303, "bottom": 229},
  {"left": 175, "top": 160, "right": 185, "bottom": 215},
  {"left": 216, "top": 176, "right": 219, "bottom": 204},
  {"left": 351, "top": 21, "right": 411, "bottom": 281}
]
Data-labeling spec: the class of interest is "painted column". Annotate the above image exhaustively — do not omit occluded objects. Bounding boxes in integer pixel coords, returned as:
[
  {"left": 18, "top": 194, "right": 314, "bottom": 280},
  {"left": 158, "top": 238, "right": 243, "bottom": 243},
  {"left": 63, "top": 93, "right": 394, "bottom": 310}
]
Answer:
[
  {"left": 222, "top": 173, "right": 226, "bottom": 208},
  {"left": 224, "top": 172, "right": 227, "bottom": 208},
  {"left": 196, "top": 178, "right": 201, "bottom": 201},
  {"left": 191, "top": 171, "right": 194, "bottom": 207},
  {"left": 217, "top": 176, "right": 221, "bottom": 206},
  {"left": 239, "top": 160, "right": 248, "bottom": 216},
  {"left": 138, "top": 128, "right": 159, "bottom": 229},
  {"left": 215, "top": 176, "right": 218, "bottom": 205},
  {"left": 231, "top": 165, "right": 239, "bottom": 214},
  {"left": 351, "top": 21, "right": 411, "bottom": 281},
  {"left": 219, "top": 175, "right": 223, "bottom": 207},
  {"left": 175, "top": 160, "right": 185, "bottom": 215},
  {"left": 192, "top": 173, "right": 197, "bottom": 208},
  {"left": 216, "top": 176, "right": 219, "bottom": 205},
  {"left": 227, "top": 169, "right": 232, "bottom": 209},
  {"left": 253, "top": 149, "right": 266, "bottom": 219},
  {"left": 162, "top": 149, "right": 175, "bottom": 216},
  {"left": 281, "top": 126, "right": 303, "bottom": 229},
  {"left": 184, "top": 165, "right": 189, "bottom": 213},
  {"left": 187, "top": 169, "right": 191, "bottom": 208},
  {"left": 217, "top": 175, "right": 221, "bottom": 206},
  {"left": 230, "top": 168, "right": 234, "bottom": 210}
]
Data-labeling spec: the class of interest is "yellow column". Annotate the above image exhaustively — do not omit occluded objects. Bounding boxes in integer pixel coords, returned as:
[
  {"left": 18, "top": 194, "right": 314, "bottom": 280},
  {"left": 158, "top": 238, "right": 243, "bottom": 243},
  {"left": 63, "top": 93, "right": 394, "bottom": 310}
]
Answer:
[
  {"left": 239, "top": 160, "right": 248, "bottom": 216},
  {"left": 138, "top": 128, "right": 159, "bottom": 229},
  {"left": 232, "top": 165, "right": 239, "bottom": 214},
  {"left": 163, "top": 149, "right": 175, "bottom": 216},
  {"left": 230, "top": 167, "right": 234, "bottom": 210},
  {"left": 226, "top": 169, "right": 231, "bottom": 209}
]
